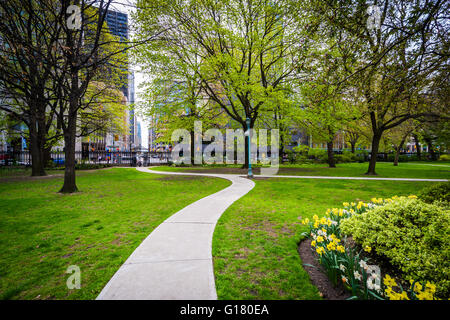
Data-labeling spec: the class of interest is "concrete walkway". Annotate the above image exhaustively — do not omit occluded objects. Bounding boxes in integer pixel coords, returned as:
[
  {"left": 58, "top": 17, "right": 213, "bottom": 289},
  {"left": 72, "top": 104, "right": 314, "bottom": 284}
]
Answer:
[
  {"left": 97, "top": 167, "right": 255, "bottom": 300},
  {"left": 97, "top": 167, "right": 446, "bottom": 300}
]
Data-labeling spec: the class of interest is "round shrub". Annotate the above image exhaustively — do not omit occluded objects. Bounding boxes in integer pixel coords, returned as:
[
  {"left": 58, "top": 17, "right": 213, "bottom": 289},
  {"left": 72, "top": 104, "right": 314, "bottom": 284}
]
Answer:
[
  {"left": 418, "top": 182, "right": 450, "bottom": 205},
  {"left": 340, "top": 198, "right": 450, "bottom": 298}
]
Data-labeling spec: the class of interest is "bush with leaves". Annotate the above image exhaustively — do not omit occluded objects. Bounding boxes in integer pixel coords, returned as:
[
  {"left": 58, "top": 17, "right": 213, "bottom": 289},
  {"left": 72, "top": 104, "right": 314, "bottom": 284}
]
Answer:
[
  {"left": 418, "top": 182, "right": 450, "bottom": 205},
  {"left": 340, "top": 198, "right": 450, "bottom": 298}
]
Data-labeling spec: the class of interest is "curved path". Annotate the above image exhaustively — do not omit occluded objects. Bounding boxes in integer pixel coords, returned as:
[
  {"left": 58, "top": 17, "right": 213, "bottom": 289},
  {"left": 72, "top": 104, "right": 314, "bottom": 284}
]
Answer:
[
  {"left": 97, "top": 167, "right": 446, "bottom": 300},
  {"left": 97, "top": 167, "right": 255, "bottom": 300}
]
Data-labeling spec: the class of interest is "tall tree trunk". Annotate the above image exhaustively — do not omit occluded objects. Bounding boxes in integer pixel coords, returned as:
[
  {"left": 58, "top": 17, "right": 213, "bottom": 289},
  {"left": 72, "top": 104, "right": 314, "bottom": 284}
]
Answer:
[
  {"left": 351, "top": 142, "right": 356, "bottom": 154},
  {"left": 29, "top": 124, "right": 42, "bottom": 176},
  {"left": 393, "top": 148, "right": 400, "bottom": 166},
  {"left": 29, "top": 116, "right": 46, "bottom": 176},
  {"left": 59, "top": 111, "right": 78, "bottom": 193},
  {"left": 60, "top": 67, "right": 79, "bottom": 193},
  {"left": 425, "top": 137, "right": 436, "bottom": 161},
  {"left": 394, "top": 137, "right": 407, "bottom": 166},
  {"left": 413, "top": 134, "right": 421, "bottom": 160},
  {"left": 327, "top": 141, "right": 336, "bottom": 168},
  {"left": 366, "top": 131, "right": 382, "bottom": 175}
]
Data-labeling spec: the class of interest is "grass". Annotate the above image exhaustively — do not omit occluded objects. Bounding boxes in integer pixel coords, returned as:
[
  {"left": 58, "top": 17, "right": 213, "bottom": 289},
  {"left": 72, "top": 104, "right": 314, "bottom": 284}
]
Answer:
[
  {"left": 1, "top": 163, "right": 446, "bottom": 300},
  {"left": 152, "top": 162, "right": 450, "bottom": 179},
  {"left": 211, "top": 178, "right": 437, "bottom": 300},
  {"left": 0, "top": 168, "right": 230, "bottom": 300}
]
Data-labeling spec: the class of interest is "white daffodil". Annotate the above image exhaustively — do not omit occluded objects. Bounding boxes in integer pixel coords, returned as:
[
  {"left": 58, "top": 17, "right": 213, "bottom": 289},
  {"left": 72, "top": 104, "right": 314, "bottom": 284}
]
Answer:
[
  {"left": 367, "top": 279, "right": 375, "bottom": 290},
  {"left": 339, "top": 264, "right": 346, "bottom": 272},
  {"left": 354, "top": 271, "right": 362, "bottom": 281},
  {"left": 359, "top": 260, "right": 368, "bottom": 270}
]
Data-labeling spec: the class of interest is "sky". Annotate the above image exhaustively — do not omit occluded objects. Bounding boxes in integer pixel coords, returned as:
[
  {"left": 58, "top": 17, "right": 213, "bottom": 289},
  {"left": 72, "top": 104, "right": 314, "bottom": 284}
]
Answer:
[{"left": 108, "top": 0, "right": 148, "bottom": 149}]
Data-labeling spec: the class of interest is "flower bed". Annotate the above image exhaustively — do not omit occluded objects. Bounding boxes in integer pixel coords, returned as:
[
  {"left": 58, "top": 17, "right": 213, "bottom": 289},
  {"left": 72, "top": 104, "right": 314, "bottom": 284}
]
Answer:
[{"left": 300, "top": 195, "right": 445, "bottom": 300}]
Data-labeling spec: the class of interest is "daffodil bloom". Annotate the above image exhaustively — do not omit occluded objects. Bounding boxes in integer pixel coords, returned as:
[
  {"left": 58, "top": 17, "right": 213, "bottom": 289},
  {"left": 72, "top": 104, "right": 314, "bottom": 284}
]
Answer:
[
  {"left": 313, "top": 215, "right": 319, "bottom": 221},
  {"left": 326, "top": 242, "right": 336, "bottom": 251},
  {"left": 336, "top": 245, "right": 345, "bottom": 253},
  {"left": 316, "top": 236, "right": 324, "bottom": 243},
  {"left": 354, "top": 271, "right": 362, "bottom": 281},
  {"left": 425, "top": 282, "right": 436, "bottom": 293},
  {"left": 413, "top": 282, "right": 423, "bottom": 293},
  {"left": 342, "top": 276, "right": 348, "bottom": 284},
  {"left": 311, "top": 240, "right": 316, "bottom": 247},
  {"left": 342, "top": 202, "right": 349, "bottom": 207},
  {"left": 364, "top": 246, "right": 372, "bottom": 253},
  {"left": 359, "top": 260, "right": 368, "bottom": 270},
  {"left": 316, "top": 247, "right": 325, "bottom": 256},
  {"left": 408, "top": 195, "right": 417, "bottom": 199},
  {"left": 383, "top": 274, "right": 397, "bottom": 287},
  {"left": 339, "top": 264, "right": 346, "bottom": 272},
  {"left": 385, "top": 286, "right": 393, "bottom": 295},
  {"left": 400, "top": 291, "right": 409, "bottom": 300}
]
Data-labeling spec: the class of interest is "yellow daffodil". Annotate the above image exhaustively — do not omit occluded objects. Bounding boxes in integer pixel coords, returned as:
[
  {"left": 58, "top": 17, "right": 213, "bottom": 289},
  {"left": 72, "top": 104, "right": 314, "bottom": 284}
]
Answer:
[
  {"left": 364, "top": 246, "right": 372, "bottom": 253},
  {"left": 383, "top": 274, "right": 397, "bottom": 287},
  {"left": 316, "top": 247, "right": 325, "bottom": 256},
  {"left": 311, "top": 240, "right": 316, "bottom": 247}
]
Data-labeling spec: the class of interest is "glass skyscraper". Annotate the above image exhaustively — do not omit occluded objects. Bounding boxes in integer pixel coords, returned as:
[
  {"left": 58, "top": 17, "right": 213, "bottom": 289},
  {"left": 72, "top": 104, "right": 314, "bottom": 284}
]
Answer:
[{"left": 104, "top": 9, "right": 136, "bottom": 148}]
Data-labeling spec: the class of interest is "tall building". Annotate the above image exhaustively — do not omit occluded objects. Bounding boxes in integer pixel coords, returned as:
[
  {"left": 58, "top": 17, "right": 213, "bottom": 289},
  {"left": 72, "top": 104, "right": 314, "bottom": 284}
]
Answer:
[{"left": 104, "top": 9, "right": 136, "bottom": 150}]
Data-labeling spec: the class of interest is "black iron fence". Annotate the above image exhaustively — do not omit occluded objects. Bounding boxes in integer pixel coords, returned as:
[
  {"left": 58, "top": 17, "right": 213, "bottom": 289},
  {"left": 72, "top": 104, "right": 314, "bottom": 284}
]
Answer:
[
  {"left": 0, "top": 150, "right": 440, "bottom": 168},
  {"left": 0, "top": 151, "right": 172, "bottom": 167}
]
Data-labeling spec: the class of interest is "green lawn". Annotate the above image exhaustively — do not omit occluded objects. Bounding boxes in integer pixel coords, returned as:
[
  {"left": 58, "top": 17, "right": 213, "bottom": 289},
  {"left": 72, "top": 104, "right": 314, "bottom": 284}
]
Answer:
[
  {"left": 0, "top": 168, "right": 230, "bottom": 300},
  {"left": 0, "top": 164, "right": 446, "bottom": 300},
  {"left": 211, "top": 178, "right": 437, "bottom": 300},
  {"left": 151, "top": 162, "right": 450, "bottom": 179}
]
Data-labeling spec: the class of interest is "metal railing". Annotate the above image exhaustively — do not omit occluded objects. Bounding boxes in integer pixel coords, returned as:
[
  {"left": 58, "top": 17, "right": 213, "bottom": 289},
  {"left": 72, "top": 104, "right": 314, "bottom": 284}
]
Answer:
[{"left": 0, "top": 151, "right": 172, "bottom": 167}]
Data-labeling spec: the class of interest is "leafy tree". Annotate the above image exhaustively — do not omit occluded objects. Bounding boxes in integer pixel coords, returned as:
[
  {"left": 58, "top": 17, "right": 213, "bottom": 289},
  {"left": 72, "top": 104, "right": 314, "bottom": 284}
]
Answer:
[
  {"left": 315, "top": 0, "right": 449, "bottom": 175},
  {"left": 385, "top": 119, "right": 416, "bottom": 166},
  {"left": 0, "top": 0, "right": 65, "bottom": 175},
  {"left": 133, "top": 0, "right": 321, "bottom": 167}
]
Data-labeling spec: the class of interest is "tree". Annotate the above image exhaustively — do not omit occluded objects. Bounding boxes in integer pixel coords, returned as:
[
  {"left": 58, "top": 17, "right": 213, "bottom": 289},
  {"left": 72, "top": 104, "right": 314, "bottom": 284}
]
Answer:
[
  {"left": 385, "top": 120, "right": 416, "bottom": 166},
  {"left": 295, "top": 27, "right": 360, "bottom": 168},
  {"left": 134, "top": 0, "right": 321, "bottom": 168},
  {"left": 51, "top": 1, "right": 129, "bottom": 193},
  {"left": 315, "top": 0, "right": 449, "bottom": 175},
  {"left": 0, "top": 0, "right": 65, "bottom": 176}
]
